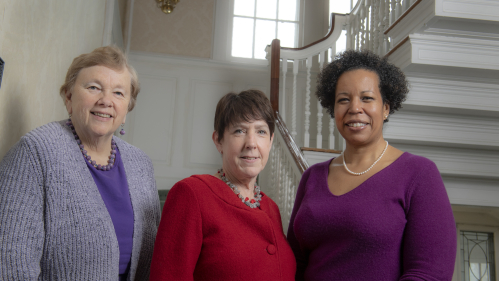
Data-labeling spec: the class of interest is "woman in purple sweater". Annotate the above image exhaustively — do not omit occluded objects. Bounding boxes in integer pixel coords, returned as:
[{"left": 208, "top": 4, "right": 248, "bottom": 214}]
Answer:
[{"left": 287, "top": 50, "right": 456, "bottom": 281}]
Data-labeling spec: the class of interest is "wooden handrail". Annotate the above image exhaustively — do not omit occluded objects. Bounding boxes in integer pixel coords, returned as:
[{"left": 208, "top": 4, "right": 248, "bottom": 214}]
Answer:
[
  {"left": 281, "top": 13, "right": 338, "bottom": 51},
  {"left": 275, "top": 112, "right": 309, "bottom": 174},
  {"left": 301, "top": 147, "right": 342, "bottom": 154},
  {"left": 384, "top": 36, "right": 409, "bottom": 58}
]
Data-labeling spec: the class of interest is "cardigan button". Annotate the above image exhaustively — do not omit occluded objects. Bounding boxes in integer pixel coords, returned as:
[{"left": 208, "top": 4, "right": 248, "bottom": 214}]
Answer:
[{"left": 266, "top": 244, "right": 276, "bottom": 255}]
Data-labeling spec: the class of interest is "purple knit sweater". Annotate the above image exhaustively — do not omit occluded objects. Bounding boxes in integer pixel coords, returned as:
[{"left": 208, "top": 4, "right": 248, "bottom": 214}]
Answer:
[{"left": 287, "top": 152, "right": 456, "bottom": 281}]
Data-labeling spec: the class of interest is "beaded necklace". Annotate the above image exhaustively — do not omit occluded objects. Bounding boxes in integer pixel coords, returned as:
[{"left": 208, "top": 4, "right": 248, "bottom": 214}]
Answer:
[
  {"left": 66, "top": 119, "right": 117, "bottom": 171},
  {"left": 218, "top": 168, "right": 262, "bottom": 208},
  {"left": 342, "top": 141, "right": 389, "bottom": 176}
]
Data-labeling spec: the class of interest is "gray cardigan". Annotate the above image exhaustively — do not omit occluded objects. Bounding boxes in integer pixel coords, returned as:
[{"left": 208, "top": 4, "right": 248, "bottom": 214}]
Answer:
[{"left": 0, "top": 120, "right": 161, "bottom": 280}]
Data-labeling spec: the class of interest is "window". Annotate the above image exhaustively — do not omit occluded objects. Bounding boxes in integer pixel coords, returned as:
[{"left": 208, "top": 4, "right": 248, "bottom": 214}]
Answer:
[
  {"left": 231, "top": 0, "right": 299, "bottom": 60},
  {"left": 329, "top": 0, "right": 356, "bottom": 56},
  {"left": 461, "top": 231, "right": 496, "bottom": 281}
]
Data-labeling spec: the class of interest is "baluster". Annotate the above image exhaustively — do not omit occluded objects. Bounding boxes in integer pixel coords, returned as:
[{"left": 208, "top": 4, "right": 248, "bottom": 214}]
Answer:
[
  {"left": 316, "top": 52, "right": 325, "bottom": 149},
  {"left": 278, "top": 148, "right": 285, "bottom": 211},
  {"left": 284, "top": 163, "right": 292, "bottom": 220},
  {"left": 390, "top": 0, "right": 396, "bottom": 25},
  {"left": 355, "top": 15, "right": 360, "bottom": 51},
  {"left": 366, "top": 0, "right": 373, "bottom": 50},
  {"left": 373, "top": 0, "right": 380, "bottom": 54},
  {"left": 316, "top": 100, "right": 323, "bottom": 148},
  {"left": 368, "top": 0, "right": 374, "bottom": 50},
  {"left": 396, "top": 0, "right": 402, "bottom": 21},
  {"left": 304, "top": 57, "right": 312, "bottom": 147},
  {"left": 330, "top": 44, "right": 336, "bottom": 61},
  {"left": 281, "top": 57, "right": 288, "bottom": 122},
  {"left": 403, "top": 0, "right": 410, "bottom": 11},
  {"left": 360, "top": 6, "right": 366, "bottom": 50},
  {"left": 283, "top": 156, "right": 289, "bottom": 218},
  {"left": 291, "top": 174, "right": 297, "bottom": 209},
  {"left": 291, "top": 59, "right": 298, "bottom": 140},
  {"left": 319, "top": 51, "right": 325, "bottom": 70},
  {"left": 270, "top": 145, "right": 276, "bottom": 192},
  {"left": 275, "top": 142, "right": 281, "bottom": 208},
  {"left": 328, "top": 115, "right": 335, "bottom": 150},
  {"left": 346, "top": 20, "right": 353, "bottom": 51},
  {"left": 287, "top": 163, "right": 293, "bottom": 219},
  {"left": 384, "top": 0, "right": 391, "bottom": 54}
]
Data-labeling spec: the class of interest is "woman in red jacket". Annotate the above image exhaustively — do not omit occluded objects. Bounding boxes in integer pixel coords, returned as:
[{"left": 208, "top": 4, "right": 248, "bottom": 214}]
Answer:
[{"left": 150, "top": 90, "right": 296, "bottom": 281}]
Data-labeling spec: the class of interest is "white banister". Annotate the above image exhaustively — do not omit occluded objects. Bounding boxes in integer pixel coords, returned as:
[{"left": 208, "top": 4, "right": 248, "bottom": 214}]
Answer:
[
  {"left": 265, "top": 0, "right": 419, "bottom": 152},
  {"left": 329, "top": 117, "right": 335, "bottom": 149},
  {"left": 360, "top": 7, "right": 366, "bottom": 50},
  {"left": 391, "top": 0, "right": 396, "bottom": 25},
  {"left": 396, "top": 0, "right": 402, "bottom": 19},
  {"left": 319, "top": 51, "right": 325, "bottom": 70},
  {"left": 317, "top": 101, "right": 323, "bottom": 148},
  {"left": 292, "top": 59, "right": 298, "bottom": 140},
  {"left": 372, "top": 1, "right": 378, "bottom": 55},
  {"left": 304, "top": 57, "right": 312, "bottom": 147},
  {"left": 281, "top": 57, "right": 288, "bottom": 122}
]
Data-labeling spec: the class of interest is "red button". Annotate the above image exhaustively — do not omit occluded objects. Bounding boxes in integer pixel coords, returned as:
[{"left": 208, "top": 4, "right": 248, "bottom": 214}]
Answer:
[{"left": 267, "top": 244, "right": 276, "bottom": 255}]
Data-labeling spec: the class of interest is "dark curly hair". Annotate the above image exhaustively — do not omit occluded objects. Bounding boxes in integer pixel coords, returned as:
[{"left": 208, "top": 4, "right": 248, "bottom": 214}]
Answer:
[{"left": 316, "top": 50, "right": 408, "bottom": 122}]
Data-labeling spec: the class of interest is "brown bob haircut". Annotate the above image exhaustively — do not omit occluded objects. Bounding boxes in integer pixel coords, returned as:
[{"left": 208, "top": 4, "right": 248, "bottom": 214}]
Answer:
[
  {"left": 214, "top": 89, "right": 275, "bottom": 142},
  {"left": 59, "top": 45, "right": 140, "bottom": 111}
]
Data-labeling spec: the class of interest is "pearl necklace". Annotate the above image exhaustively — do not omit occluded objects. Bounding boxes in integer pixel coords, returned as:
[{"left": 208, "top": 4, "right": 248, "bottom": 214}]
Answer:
[
  {"left": 218, "top": 169, "right": 262, "bottom": 208},
  {"left": 66, "top": 119, "right": 117, "bottom": 171},
  {"left": 342, "top": 141, "right": 389, "bottom": 176}
]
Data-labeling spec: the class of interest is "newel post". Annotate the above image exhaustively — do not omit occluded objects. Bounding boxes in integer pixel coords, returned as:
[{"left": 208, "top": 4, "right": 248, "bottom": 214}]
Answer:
[{"left": 270, "top": 39, "right": 281, "bottom": 116}]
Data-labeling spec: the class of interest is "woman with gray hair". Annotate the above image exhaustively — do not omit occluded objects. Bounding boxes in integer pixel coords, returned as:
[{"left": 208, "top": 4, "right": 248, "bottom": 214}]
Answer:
[{"left": 0, "top": 46, "right": 160, "bottom": 280}]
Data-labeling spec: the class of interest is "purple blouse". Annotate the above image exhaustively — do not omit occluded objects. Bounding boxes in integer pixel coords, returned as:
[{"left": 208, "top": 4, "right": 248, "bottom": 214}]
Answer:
[
  {"left": 287, "top": 152, "right": 456, "bottom": 281},
  {"left": 86, "top": 147, "right": 134, "bottom": 275}
]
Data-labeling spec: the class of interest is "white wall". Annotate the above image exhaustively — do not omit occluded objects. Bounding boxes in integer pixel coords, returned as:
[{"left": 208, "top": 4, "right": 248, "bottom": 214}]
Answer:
[
  {"left": 0, "top": 0, "right": 107, "bottom": 159},
  {"left": 124, "top": 51, "right": 271, "bottom": 190}
]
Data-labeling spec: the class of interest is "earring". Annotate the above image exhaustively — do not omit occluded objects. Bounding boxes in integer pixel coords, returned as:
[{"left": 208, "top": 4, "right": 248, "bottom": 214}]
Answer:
[
  {"left": 120, "top": 124, "right": 126, "bottom": 135},
  {"left": 69, "top": 114, "right": 72, "bottom": 119}
]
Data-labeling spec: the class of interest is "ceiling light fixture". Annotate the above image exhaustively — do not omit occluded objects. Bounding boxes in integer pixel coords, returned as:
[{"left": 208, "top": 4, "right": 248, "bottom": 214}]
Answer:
[{"left": 156, "top": 0, "right": 179, "bottom": 14}]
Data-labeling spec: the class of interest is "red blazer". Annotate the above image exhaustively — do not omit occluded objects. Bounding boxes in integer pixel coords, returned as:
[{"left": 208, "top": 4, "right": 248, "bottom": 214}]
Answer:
[{"left": 150, "top": 174, "right": 296, "bottom": 281}]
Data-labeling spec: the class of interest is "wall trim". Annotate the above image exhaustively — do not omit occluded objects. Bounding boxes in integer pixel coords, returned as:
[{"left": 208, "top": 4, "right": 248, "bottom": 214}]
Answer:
[{"left": 385, "top": 111, "right": 499, "bottom": 149}]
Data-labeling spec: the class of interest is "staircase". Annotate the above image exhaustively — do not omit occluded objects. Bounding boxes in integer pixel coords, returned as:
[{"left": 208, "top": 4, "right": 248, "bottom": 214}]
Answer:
[{"left": 261, "top": 0, "right": 499, "bottom": 232}]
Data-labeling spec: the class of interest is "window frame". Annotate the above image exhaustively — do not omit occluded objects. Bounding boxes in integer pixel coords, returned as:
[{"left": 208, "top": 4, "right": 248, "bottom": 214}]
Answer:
[
  {"left": 212, "top": 0, "right": 304, "bottom": 65},
  {"left": 455, "top": 224, "right": 499, "bottom": 281}
]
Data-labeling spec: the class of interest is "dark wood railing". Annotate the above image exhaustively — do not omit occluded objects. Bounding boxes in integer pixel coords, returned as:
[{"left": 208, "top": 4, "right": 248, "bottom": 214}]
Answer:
[
  {"left": 270, "top": 38, "right": 309, "bottom": 174},
  {"left": 275, "top": 112, "right": 309, "bottom": 174}
]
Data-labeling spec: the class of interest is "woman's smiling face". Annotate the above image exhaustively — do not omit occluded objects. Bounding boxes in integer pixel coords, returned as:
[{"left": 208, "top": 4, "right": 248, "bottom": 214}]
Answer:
[
  {"left": 334, "top": 69, "right": 389, "bottom": 147},
  {"left": 214, "top": 119, "right": 273, "bottom": 184},
  {"left": 65, "top": 65, "right": 131, "bottom": 144}
]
